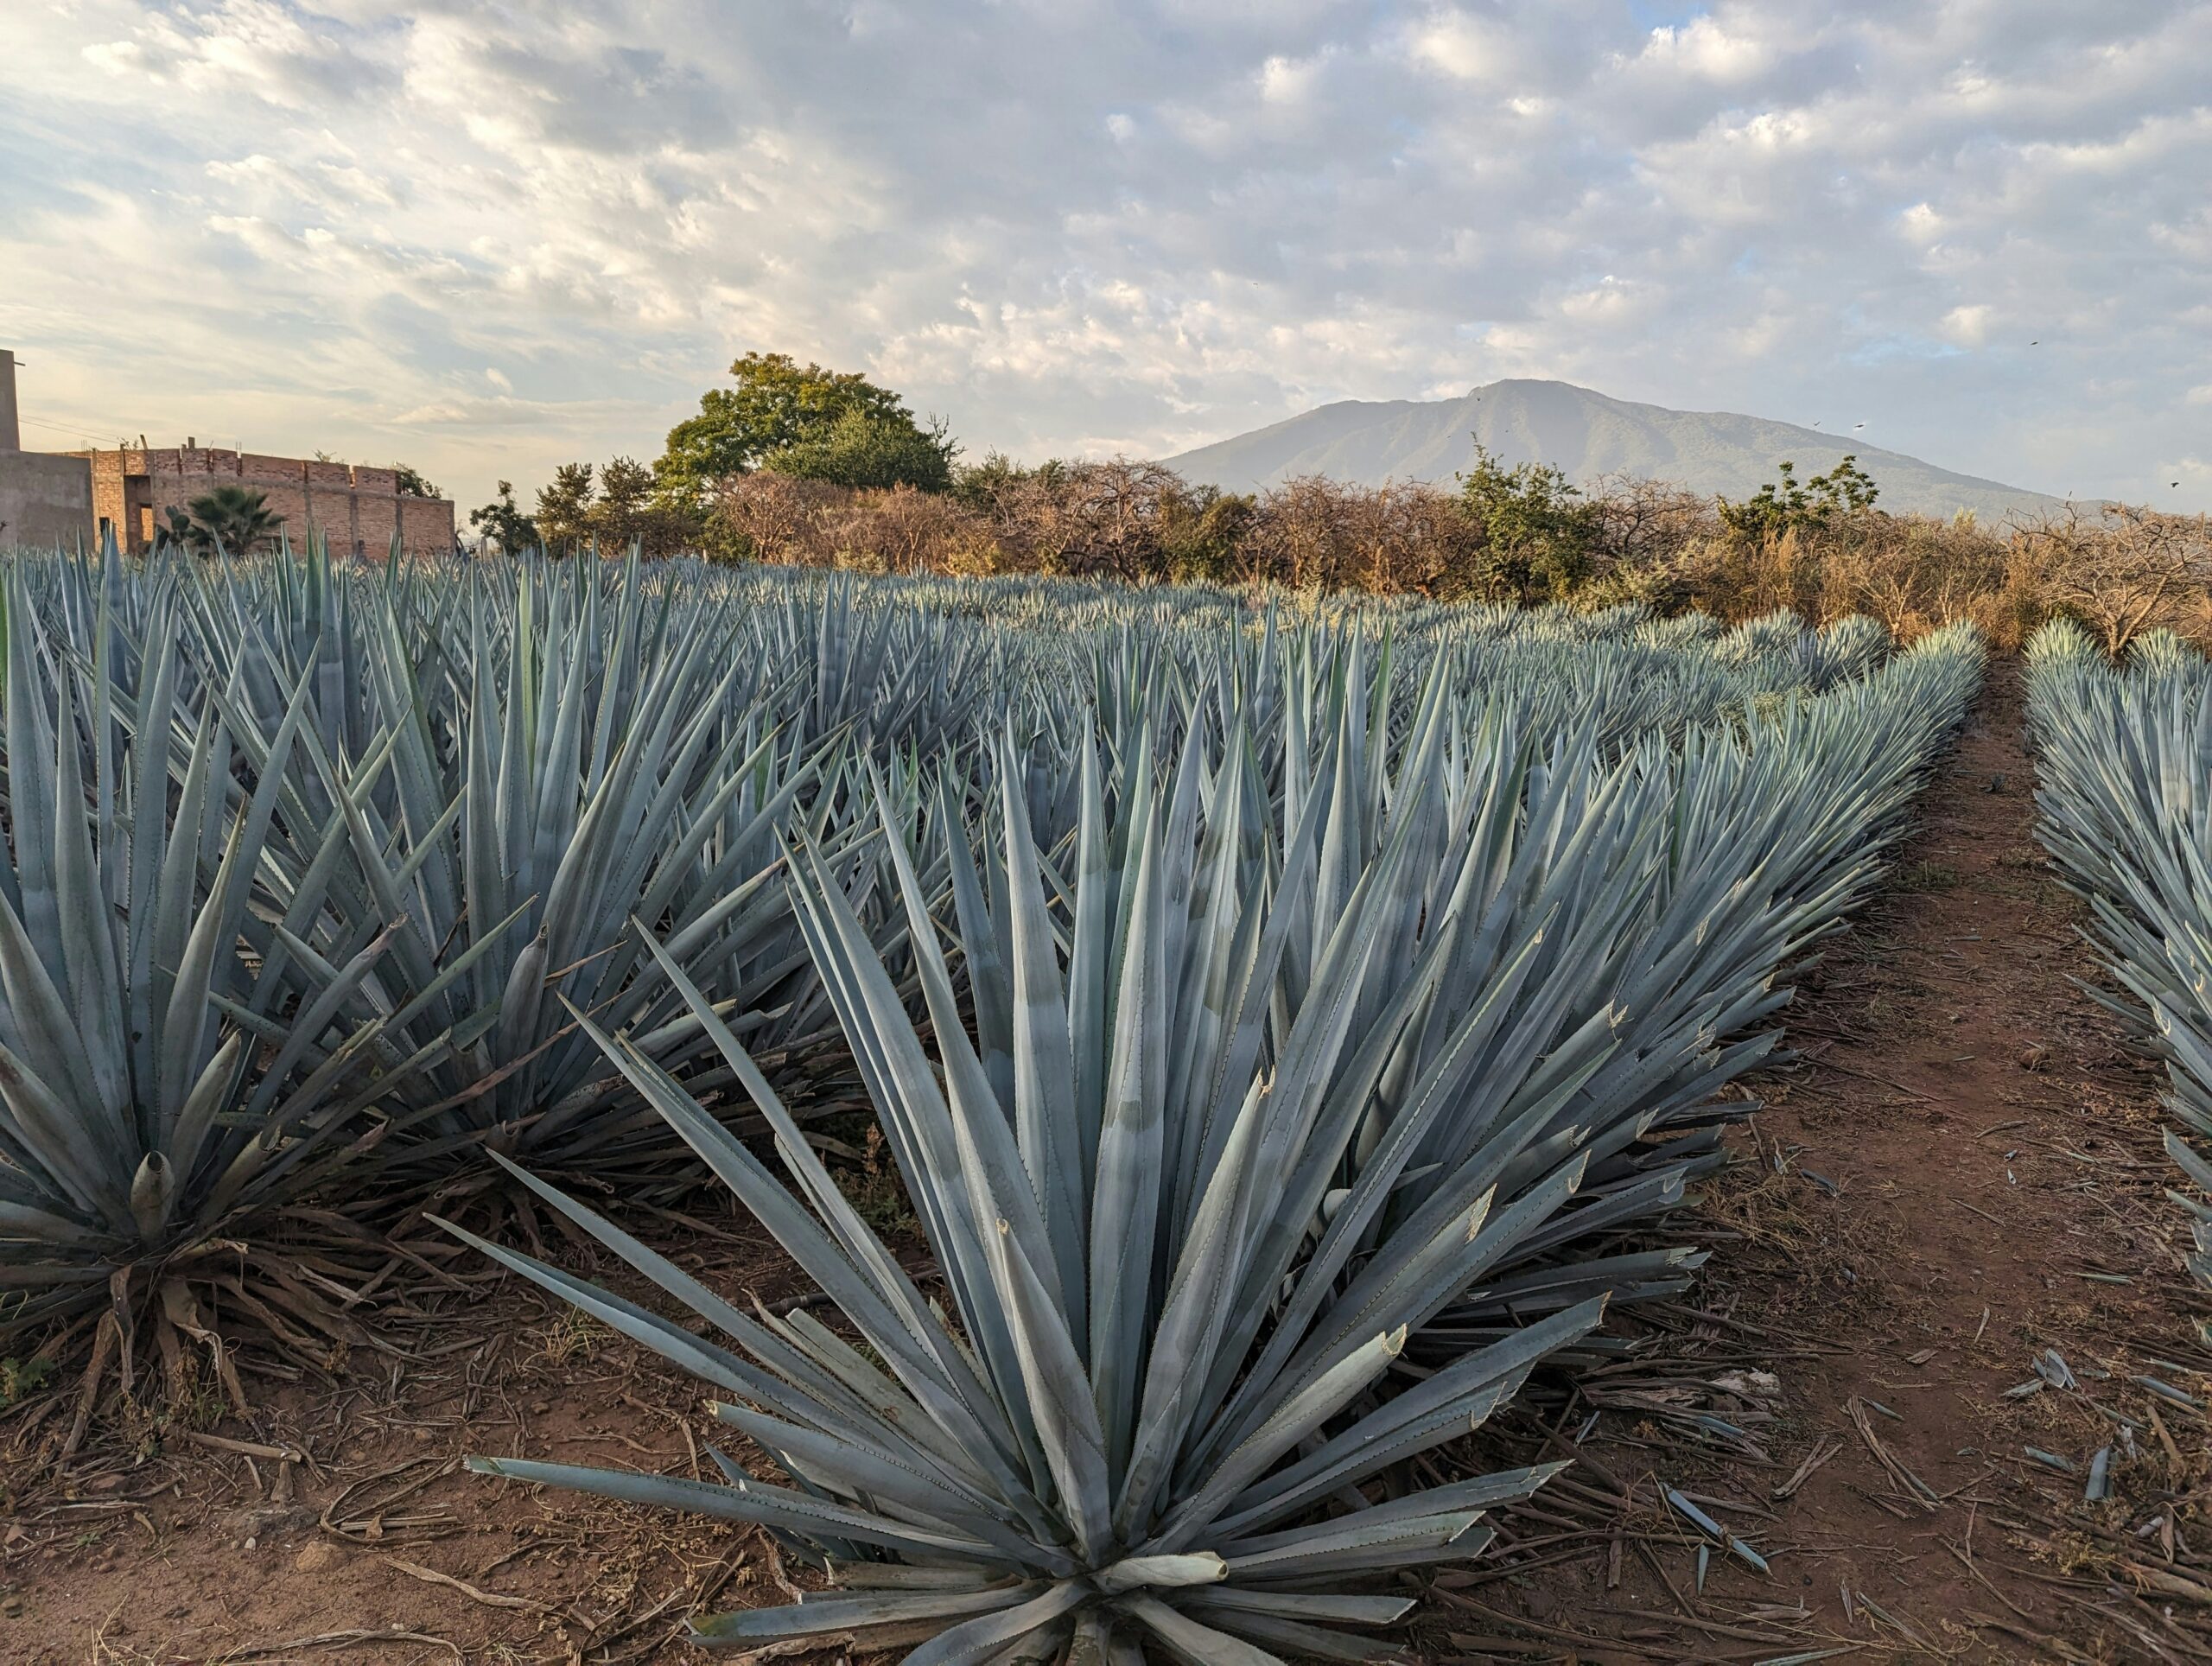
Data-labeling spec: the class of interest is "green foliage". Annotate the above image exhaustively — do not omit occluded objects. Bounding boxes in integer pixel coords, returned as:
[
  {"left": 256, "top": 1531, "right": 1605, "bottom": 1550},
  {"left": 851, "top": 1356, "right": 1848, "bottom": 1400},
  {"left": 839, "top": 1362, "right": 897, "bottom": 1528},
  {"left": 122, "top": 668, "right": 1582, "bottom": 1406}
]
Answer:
[
  {"left": 175, "top": 484, "right": 281, "bottom": 555},
  {"left": 536, "top": 458, "right": 701, "bottom": 556},
  {"left": 595, "top": 455, "right": 701, "bottom": 552},
  {"left": 468, "top": 480, "right": 539, "bottom": 553},
  {"left": 658, "top": 352, "right": 950, "bottom": 507},
  {"left": 0, "top": 1355, "right": 54, "bottom": 1409},
  {"left": 534, "top": 461, "right": 596, "bottom": 549},
  {"left": 393, "top": 464, "right": 440, "bottom": 499},
  {"left": 1718, "top": 455, "right": 1882, "bottom": 539},
  {"left": 762, "top": 407, "right": 957, "bottom": 492},
  {"left": 1456, "top": 443, "right": 1602, "bottom": 602},
  {"left": 951, "top": 448, "right": 1064, "bottom": 511},
  {"left": 1159, "top": 486, "right": 1257, "bottom": 582}
]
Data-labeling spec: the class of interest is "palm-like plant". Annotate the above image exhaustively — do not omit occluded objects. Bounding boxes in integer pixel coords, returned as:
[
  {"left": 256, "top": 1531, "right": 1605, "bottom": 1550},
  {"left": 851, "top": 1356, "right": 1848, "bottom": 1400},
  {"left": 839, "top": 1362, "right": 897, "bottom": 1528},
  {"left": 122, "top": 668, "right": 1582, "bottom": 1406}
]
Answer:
[{"left": 176, "top": 485, "right": 283, "bottom": 555}]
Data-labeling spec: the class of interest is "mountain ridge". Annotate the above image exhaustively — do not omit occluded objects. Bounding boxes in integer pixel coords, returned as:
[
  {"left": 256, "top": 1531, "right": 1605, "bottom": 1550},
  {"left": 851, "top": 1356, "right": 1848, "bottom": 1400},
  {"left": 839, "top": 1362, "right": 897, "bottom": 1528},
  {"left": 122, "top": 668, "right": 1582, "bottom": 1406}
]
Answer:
[{"left": 1164, "top": 378, "right": 2061, "bottom": 522}]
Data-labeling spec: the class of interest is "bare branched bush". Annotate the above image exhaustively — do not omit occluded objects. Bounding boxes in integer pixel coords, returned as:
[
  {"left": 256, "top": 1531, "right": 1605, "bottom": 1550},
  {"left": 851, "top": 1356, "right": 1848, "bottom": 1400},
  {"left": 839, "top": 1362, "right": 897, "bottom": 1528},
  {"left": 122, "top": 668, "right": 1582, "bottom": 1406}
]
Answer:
[
  {"left": 703, "top": 455, "right": 2212, "bottom": 650},
  {"left": 2012, "top": 505, "right": 2212, "bottom": 654}
]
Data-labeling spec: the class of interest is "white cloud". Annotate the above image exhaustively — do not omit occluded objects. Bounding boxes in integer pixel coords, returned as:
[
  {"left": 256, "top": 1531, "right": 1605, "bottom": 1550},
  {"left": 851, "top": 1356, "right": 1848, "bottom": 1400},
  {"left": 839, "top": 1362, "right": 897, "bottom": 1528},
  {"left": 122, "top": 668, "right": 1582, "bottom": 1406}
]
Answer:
[
  {"left": 0, "top": 0, "right": 2206, "bottom": 511},
  {"left": 1942, "top": 303, "right": 1994, "bottom": 347},
  {"left": 1897, "top": 202, "right": 1944, "bottom": 244},
  {"left": 1407, "top": 9, "right": 1511, "bottom": 84},
  {"left": 1632, "top": 16, "right": 1772, "bottom": 83}
]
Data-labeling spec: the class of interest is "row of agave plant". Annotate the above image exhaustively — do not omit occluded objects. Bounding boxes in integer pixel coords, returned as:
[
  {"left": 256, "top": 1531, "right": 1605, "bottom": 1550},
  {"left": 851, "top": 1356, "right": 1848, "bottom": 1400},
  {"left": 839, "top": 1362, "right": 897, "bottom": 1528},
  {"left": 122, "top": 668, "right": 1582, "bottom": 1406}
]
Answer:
[
  {"left": 0, "top": 546, "right": 1896, "bottom": 1340},
  {"left": 450, "top": 623, "right": 1984, "bottom": 1659},
  {"left": 2026, "top": 620, "right": 2212, "bottom": 1294},
  {"left": 0, "top": 542, "right": 1981, "bottom": 1658}
]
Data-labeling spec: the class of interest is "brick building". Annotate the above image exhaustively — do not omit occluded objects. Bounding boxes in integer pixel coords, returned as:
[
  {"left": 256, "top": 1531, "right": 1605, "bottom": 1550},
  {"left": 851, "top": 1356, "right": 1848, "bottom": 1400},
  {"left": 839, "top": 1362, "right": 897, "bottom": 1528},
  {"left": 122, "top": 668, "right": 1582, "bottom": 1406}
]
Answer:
[
  {"left": 82, "top": 443, "right": 455, "bottom": 556},
  {"left": 0, "top": 347, "right": 97, "bottom": 548}
]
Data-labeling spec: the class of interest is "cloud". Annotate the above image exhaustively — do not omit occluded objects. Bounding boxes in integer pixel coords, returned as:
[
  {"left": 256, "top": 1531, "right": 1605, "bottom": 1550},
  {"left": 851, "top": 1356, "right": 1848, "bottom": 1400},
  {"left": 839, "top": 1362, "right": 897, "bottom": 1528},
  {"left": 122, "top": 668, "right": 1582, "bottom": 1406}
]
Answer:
[
  {"left": 1406, "top": 9, "right": 1515, "bottom": 84},
  {"left": 1941, "top": 304, "right": 1994, "bottom": 347},
  {"left": 0, "top": 0, "right": 2205, "bottom": 512},
  {"left": 1627, "top": 16, "right": 1775, "bottom": 83}
]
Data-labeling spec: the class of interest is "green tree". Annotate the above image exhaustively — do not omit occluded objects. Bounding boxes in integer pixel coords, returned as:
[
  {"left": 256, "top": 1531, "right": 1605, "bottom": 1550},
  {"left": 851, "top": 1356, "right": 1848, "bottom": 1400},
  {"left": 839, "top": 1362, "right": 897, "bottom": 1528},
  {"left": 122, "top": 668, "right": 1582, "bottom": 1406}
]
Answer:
[
  {"left": 593, "top": 455, "right": 695, "bottom": 555},
  {"left": 656, "top": 352, "right": 953, "bottom": 506},
  {"left": 1717, "top": 455, "right": 1881, "bottom": 539},
  {"left": 535, "top": 462, "right": 596, "bottom": 550},
  {"left": 1160, "top": 485, "right": 1257, "bottom": 582},
  {"left": 393, "top": 463, "right": 441, "bottom": 499},
  {"left": 762, "top": 407, "right": 956, "bottom": 492},
  {"left": 951, "top": 450, "right": 1062, "bottom": 513},
  {"left": 178, "top": 484, "right": 282, "bottom": 555},
  {"left": 1455, "top": 442, "right": 1601, "bottom": 601},
  {"left": 468, "top": 480, "right": 539, "bottom": 554}
]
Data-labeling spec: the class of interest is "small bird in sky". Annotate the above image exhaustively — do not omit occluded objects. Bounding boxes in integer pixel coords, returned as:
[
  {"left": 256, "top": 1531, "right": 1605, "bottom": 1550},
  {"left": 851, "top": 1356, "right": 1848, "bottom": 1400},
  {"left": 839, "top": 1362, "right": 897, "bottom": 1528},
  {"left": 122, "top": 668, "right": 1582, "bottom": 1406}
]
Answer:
[
  {"left": 2030, "top": 339, "right": 2039, "bottom": 346},
  {"left": 1854, "top": 422, "right": 1865, "bottom": 429},
  {"left": 1812, "top": 420, "right": 1822, "bottom": 428}
]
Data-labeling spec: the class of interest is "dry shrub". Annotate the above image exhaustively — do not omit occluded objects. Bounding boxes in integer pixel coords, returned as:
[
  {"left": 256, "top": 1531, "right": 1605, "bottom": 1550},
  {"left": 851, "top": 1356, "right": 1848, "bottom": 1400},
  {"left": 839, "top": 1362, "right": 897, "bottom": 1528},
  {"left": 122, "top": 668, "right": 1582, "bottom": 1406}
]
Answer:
[
  {"left": 712, "top": 475, "right": 1003, "bottom": 574},
  {"left": 711, "top": 473, "right": 849, "bottom": 563},
  {"left": 1239, "top": 478, "right": 1480, "bottom": 594},
  {"left": 709, "top": 461, "right": 2212, "bottom": 651},
  {"left": 2010, "top": 505, "right": 2212, "bottom": 653},
  {"left": 820, "top": 486, "right": 999, "bottom": 575}
]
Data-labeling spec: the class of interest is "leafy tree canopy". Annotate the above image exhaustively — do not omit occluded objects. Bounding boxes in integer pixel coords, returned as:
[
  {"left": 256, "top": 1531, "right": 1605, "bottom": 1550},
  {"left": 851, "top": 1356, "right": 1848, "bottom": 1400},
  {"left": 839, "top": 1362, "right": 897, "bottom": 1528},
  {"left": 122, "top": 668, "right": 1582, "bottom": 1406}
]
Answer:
[
  {"left": 536, "top": 462, "right": 596, "bottom": 547},
  {"left": 657, "top": 352, "right": 954, "bottom": 505},
  {"left": 1457, "top": 442, "right": 1602, "bottom": 602},
  {"left": 761, "top": 407, "right": 956, "bottom": 493},
  {"left": 468, "top": 480, "right": 539, "bottom": 554},
  {"left": 1718, "top": 455, "right": 1882, "bottom": 538},
  {"left": 533, "top": 457, "right": 696, "bottom": 556}
]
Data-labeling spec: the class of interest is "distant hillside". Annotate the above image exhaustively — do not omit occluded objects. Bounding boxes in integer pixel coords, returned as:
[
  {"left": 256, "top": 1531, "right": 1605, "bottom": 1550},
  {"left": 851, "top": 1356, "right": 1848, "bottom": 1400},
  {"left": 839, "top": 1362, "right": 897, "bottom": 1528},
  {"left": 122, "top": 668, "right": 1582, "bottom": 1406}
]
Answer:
[{"left": 1166, "top": 378, "right": 2063, "bottom": 523}]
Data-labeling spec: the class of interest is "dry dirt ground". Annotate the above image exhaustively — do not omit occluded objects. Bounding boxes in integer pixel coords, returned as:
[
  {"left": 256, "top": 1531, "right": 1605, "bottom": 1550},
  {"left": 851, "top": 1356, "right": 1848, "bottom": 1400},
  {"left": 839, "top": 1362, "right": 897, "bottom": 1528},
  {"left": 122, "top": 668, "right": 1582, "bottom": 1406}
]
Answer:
[{"left": 5, "top": 659, "right": 2210, "bottom": 1665}]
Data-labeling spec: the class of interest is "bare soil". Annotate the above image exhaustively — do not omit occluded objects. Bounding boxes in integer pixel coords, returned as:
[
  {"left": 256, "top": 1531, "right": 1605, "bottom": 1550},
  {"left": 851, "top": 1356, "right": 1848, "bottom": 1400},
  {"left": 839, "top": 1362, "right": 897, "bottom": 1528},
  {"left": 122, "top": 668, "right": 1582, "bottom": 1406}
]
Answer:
[
  {"left": 6, "top": 659, "right": 2209, "bottom": 1665},
  {"left": 1440, "top": 660, "right": 2212, "bottom": 1663}
]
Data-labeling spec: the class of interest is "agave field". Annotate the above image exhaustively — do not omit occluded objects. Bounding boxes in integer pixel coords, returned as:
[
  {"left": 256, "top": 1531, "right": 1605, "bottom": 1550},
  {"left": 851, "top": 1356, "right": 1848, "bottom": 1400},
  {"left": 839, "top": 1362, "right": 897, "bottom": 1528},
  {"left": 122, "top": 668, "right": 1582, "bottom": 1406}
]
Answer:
[
  {"left": 2028, "top": 621, "right": 2212, "bottom": 1293},
  {"left": 0, "top": 548, "right": 1999, "bottom": 1659}
]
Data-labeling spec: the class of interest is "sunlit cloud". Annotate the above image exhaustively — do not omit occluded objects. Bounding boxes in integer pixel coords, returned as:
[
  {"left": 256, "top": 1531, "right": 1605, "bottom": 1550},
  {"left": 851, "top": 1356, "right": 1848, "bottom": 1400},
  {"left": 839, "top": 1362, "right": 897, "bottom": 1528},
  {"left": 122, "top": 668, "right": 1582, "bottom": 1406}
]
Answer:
[{"left": 0, "top": 0, "right": 2205, "bottom": 511}]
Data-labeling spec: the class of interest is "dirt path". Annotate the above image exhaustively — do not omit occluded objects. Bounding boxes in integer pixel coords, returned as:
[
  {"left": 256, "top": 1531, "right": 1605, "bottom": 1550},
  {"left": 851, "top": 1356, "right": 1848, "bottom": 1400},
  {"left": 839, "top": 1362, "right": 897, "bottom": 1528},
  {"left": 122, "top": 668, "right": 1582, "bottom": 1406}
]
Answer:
[
  {"left": 9, "top": 660, "right": 2212, "bottom": 1665},
  {"left": 1471, "top": 659, "right": 2212, "bottom": 1663}
]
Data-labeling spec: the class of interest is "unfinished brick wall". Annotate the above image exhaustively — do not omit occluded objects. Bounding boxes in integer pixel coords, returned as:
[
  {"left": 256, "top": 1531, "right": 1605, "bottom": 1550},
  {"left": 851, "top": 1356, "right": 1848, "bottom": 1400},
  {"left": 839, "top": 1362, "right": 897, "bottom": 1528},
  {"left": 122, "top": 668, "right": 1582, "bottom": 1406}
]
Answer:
[{"left": 78, "top": 447, "right": 455, "bottom": 556}]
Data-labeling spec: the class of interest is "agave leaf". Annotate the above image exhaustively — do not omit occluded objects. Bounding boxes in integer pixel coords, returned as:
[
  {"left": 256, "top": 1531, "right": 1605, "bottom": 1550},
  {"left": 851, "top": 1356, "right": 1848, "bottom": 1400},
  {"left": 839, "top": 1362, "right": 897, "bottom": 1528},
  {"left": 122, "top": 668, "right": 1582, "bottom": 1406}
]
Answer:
[{"left": 687, "top": 1584, "right": 1038, "bottom": 1644}]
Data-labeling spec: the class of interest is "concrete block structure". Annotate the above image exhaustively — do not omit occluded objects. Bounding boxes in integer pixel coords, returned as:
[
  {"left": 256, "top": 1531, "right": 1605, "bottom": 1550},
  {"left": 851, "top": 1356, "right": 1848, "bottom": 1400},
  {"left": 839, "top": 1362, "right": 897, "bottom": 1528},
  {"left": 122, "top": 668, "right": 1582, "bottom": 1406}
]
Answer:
[
  {"left": 84, "top": 442, "right": 455, "bottom": 556},
  {"left": 0, "top": 347, "right": 98, "bottom": 548},
  {"left": 0, "top": 347, "right": 453, "bottom": 556}
]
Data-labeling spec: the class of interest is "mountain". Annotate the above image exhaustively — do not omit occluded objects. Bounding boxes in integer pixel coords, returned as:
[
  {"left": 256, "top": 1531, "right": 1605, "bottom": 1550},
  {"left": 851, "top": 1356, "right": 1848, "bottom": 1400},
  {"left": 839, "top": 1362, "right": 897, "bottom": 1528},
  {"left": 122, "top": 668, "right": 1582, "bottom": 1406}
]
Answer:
[{"left": 1165, "top": 378, "right": 2061, "bottom": 522}]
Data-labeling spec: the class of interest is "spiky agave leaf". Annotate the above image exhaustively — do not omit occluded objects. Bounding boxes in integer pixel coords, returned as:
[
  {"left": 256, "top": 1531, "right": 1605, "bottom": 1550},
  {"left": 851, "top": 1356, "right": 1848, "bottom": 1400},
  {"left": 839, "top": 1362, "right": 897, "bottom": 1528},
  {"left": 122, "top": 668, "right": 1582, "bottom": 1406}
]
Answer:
[
  {"left": 0, "top": 571, "right": 422, "bottom": 1339},
  {"left": 2025, "top": 619, "right": 2212, "bottom": 1288},
  {"left": 450, "top": 718, "right": 1611, "bottom": 1662}
]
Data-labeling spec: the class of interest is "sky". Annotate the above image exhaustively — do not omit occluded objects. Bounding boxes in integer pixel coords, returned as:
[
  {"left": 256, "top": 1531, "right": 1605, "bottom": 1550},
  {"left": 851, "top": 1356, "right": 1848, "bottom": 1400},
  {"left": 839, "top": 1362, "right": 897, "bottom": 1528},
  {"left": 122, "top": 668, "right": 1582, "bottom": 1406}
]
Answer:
[{"left": 2, "top": 0, "right": 2208, "bottom": 514}]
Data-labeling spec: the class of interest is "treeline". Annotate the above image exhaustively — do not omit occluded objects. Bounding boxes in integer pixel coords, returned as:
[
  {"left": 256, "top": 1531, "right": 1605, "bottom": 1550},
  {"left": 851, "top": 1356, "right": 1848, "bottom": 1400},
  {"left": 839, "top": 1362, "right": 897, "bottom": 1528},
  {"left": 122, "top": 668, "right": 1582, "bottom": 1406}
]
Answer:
[
  {"left": 474, "top": 353, "right": 2212, "bottom": 652},
  {"left": 716, "top": 456, "right": 2211, "bottom": 653}
]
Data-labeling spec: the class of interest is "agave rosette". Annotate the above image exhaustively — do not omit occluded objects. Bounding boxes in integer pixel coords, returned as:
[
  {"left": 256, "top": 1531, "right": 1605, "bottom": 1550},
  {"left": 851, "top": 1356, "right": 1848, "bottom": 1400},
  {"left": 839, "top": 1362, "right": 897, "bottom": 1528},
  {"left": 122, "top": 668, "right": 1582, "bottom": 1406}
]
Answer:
[
  {"left": 0, "top": 572, "right": 424, "bottom": 1347},
  {"left": 447, "top": 625, "right": 1982, "bottom": 1659}
]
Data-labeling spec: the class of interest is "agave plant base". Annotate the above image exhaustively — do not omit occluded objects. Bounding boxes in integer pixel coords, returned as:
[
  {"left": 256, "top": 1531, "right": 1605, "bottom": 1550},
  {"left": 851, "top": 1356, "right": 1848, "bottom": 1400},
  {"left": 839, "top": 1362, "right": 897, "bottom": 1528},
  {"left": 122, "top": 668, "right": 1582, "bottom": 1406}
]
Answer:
[
  {"left": 11, "top": 1225, "right": 393, "bottom": 1469},
  {"left": 471, "top": 1445, "right": 1448, "bottom": 1663}
]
